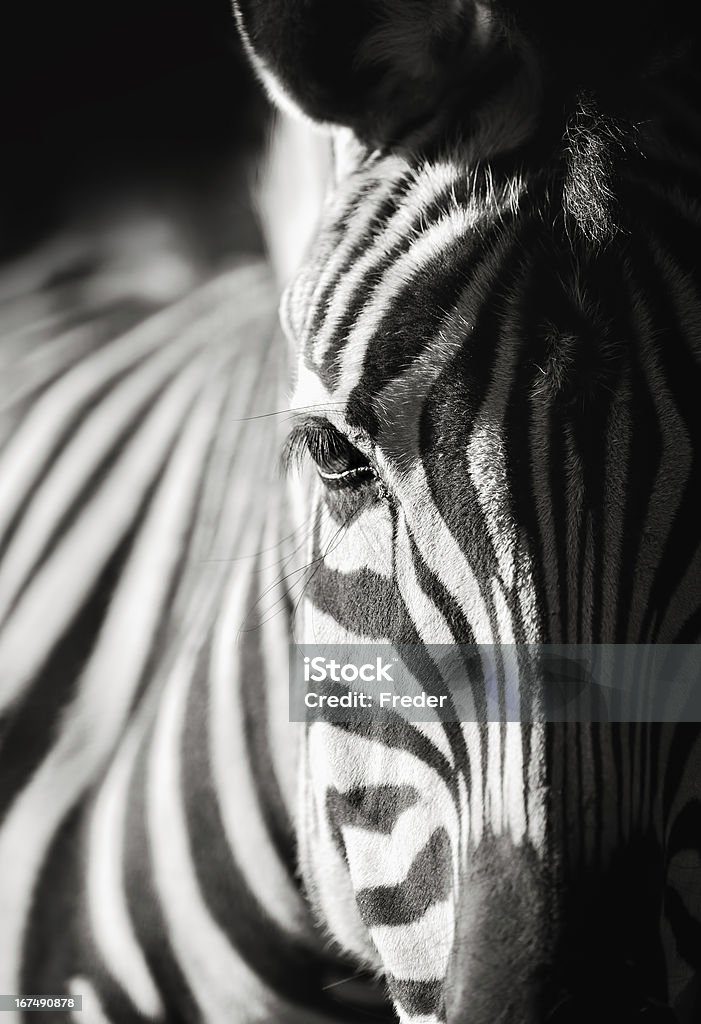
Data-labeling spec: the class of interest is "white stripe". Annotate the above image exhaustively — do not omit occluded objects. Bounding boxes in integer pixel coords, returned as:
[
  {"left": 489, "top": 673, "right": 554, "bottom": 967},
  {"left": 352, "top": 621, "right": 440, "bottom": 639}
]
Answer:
[
  {"left": 501, "top": 721, "right": 528, "bottom": 846},
  {"left": 256, "top": 112, "right": 332, "bottom": 288},
  {"left": 460, "top": 722, "right": 486, "bottom": 847},
  {"left": 371, "top": 899, "right": 454, "bottom": 981},
  {"left": 527, "top": 725, "right": 548, "bottom": 854},
  {"left": 319, "top": 498, "right": 395, "bottom": 576},
  {"left": 485, "top": 706, "right": 505, "bottom": 834},
  {"left": 86, "top": 722, "right": 163, "bottom": 1018},
  {"left": 69, "top": 976, "right": 114, "bottom": 1024},
  {"left": 467, "top": 425, "right": 518, "bottom": 591}
]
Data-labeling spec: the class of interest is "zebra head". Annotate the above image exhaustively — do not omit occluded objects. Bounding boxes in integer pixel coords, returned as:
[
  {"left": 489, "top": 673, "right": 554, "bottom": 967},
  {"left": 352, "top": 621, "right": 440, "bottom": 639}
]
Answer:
[{"left": 236, "top": 3, "right": 701, "bottom": 1021}]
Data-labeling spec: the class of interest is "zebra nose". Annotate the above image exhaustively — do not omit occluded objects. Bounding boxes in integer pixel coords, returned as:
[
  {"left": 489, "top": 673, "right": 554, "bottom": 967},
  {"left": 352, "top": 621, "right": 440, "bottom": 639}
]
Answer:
[{"left": 445, "top": 837, "right": 549, "bottom": 1023}]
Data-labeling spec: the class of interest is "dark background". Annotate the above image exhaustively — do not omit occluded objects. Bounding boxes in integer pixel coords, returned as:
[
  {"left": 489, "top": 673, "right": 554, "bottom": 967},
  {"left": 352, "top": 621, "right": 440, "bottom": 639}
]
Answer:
[{"left": 1, "top": 0, "right": 270, "bottom": 262}]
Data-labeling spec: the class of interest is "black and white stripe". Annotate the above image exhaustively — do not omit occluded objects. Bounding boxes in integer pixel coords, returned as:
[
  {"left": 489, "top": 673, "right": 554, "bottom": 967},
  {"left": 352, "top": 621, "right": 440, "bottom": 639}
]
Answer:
[
  {"left": 0, "top": 259, "right": 391, "bottom": 1022},
  {"left": 237, "top": 2, "right": 701, "bottom": 1021},
  {"left": 1, "top": 2, "right": 701, "bottom": 1023}
]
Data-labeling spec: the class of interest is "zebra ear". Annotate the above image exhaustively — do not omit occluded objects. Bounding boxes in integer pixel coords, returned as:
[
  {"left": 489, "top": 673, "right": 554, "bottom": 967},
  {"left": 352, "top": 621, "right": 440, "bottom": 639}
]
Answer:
[{"left": 233, "top": 0, "right": 492, "bottom": 142}]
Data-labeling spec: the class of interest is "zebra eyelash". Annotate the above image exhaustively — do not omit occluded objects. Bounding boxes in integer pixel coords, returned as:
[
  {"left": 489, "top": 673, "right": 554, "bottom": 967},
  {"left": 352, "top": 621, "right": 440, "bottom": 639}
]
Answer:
[{"left": 281, "top": 416, "right": 376, "bottom": 488}]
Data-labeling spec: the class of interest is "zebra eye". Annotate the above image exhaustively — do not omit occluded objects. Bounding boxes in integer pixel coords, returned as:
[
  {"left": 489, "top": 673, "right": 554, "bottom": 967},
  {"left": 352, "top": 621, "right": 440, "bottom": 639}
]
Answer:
[{"left": 283, "top": 416, "right": 375, "bottom": 490}]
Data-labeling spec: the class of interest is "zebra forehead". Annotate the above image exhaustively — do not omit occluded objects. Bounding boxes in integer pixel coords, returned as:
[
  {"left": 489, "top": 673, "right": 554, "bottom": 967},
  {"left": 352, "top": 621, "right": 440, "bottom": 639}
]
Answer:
[
  {"left": 282, "top": 151, "right": 523, "bottom": 334},
  {"left": 282, "top": 141, "right": 639, "bottom": 443},
  {"left": 283, "top": 159, "right": 532, "bottom": 441}
]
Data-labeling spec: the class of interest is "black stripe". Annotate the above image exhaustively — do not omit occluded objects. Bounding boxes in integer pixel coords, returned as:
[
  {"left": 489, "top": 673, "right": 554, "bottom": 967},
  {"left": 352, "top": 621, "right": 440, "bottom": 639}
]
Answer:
[
  {"left": 238, "top": 557, "right": 298, "bottom": 866},
  {"left": 388, "top": 976, "right": 444, "bottom": 1019},
  {"left": 356, "top": 827, "right": 451, "bottom": 927},
  {"left": 623, "top": 232, "right": 701, "bottom": 641},
  {"left": 326, "top": 784, "right": 420, "bottom": 834}
]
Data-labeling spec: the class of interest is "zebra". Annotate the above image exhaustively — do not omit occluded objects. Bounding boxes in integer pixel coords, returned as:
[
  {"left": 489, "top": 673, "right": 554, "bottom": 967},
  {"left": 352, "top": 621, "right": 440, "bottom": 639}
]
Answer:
[
  {"left": 0, "top": 3, "right": 700, "bottom": 1024},
  {"left": 233, "top": 1, "right": 701, "bottom": 1022}
]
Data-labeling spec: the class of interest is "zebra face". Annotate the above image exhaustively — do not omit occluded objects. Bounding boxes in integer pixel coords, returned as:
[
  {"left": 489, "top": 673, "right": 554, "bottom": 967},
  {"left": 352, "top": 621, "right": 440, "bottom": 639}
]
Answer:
[
  {"left": 282, "top": 138, "right": 701, "bottom": 652},
  {"left": 235, "top": 2, "right": 701, "bottom": 1021},
  {"left": 282, "top": 144, "right": 700, "bottom": 1024},
  {"left": 283, "top": 149, "right": 546, "bottom": 650}
]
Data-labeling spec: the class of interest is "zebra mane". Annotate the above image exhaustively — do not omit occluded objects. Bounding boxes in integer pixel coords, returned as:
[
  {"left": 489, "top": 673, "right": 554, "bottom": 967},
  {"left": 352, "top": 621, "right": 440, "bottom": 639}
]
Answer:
[{"left": 561, "top": 97, "right": 631, "bottom": 248}]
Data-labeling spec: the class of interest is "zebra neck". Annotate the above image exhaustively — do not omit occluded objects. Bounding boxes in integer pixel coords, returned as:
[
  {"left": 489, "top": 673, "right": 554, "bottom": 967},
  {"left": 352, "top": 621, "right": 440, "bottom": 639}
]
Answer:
[
  {"left": 70, "top": 284, "right": 323, "bottom": 1017},
  {"left": 0, "top": 262, "right": 339, "bottom": 1019}
]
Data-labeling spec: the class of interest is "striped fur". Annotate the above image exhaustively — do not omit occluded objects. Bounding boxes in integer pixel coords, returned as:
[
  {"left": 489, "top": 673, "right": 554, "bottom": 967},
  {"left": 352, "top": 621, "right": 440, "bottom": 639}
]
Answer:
[
  {"left": 0, "top": 259, "right": 391, "bottom": 1021},
  {"left": 1, "top": 3, "right": 700, "bottom": 1023},
  {"left": 237, "top": 3, "right": 701, "bottom": 1022}
]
